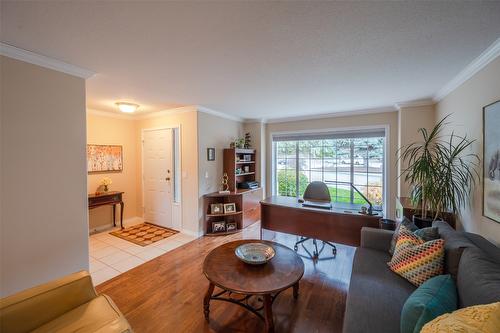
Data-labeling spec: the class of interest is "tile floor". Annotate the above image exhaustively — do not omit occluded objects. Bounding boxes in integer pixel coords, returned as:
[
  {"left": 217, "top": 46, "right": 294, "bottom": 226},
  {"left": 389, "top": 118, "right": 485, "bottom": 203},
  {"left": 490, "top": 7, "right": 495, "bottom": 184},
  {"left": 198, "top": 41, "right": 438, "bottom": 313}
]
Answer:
[{"left": 89, "top": 227, "right": 196, "bottom": 285}]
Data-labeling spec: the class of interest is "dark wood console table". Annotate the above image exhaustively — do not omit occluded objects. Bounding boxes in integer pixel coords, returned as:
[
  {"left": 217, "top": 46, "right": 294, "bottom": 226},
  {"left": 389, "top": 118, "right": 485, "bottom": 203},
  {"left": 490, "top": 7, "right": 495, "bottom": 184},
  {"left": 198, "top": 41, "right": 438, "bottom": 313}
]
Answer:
[{"left": 88, "top": 191, "right": 124, "bottom": 229}]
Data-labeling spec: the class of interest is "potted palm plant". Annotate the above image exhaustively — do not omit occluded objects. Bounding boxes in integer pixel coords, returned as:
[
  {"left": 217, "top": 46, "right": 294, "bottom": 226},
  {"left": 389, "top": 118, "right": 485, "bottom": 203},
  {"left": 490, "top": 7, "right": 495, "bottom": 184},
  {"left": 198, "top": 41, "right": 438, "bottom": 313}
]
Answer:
[{"left": 398, "top": 115, "right": 479, "bottom": 228}]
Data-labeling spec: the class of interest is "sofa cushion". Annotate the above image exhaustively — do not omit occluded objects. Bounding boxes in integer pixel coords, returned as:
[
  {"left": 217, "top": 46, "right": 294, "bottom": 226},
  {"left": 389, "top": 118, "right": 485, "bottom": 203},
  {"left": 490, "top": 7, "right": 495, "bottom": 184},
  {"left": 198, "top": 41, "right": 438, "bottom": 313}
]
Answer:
[
  {"left": 401, "top": 274, "right": 457, "bottom": 333},
  {"left": 388, "top": 226, "right": 445, "bottom": 286},
  {"left": 457, "top": 247, "right": 500, "bottom": 308},
  {"left": 421, "top": 302, "right": 500, "bottom": 333},
  {"left": 464, "top": 232, "right": 500, "bottom": 264},
  {"left": 433, "top": 221, "right": 475, "bottom": 279},
  {"left": 343, "top": 247, "right": 416, "bottom": 333},
  {"left": 32, "top": 295, "right": 131, "bottom": 333}
]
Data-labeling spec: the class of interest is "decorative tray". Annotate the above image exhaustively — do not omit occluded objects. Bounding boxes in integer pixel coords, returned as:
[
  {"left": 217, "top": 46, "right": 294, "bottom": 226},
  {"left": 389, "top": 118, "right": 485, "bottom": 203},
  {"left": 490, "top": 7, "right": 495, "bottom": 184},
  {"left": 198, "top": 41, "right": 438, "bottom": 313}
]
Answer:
[{"left": 235, "top": 243, "right": 276, "bottom": 265}]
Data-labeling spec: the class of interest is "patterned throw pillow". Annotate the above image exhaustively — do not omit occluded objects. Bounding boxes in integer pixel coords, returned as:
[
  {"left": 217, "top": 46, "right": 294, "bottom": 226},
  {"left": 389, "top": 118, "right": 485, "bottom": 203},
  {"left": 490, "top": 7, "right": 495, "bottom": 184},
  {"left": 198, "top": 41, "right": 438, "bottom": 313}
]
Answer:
[
  {"left": 389, "top": 217, "right": 419, "bottom": 255},
  {"left": 389, "top": 217, "right": 440, "bottom": 255},
  {"left": 421, "top": 302, "right": 500, "bottom": 333},
  {"left": 388, "top": 225, "right": 445, "bottom": 286}
]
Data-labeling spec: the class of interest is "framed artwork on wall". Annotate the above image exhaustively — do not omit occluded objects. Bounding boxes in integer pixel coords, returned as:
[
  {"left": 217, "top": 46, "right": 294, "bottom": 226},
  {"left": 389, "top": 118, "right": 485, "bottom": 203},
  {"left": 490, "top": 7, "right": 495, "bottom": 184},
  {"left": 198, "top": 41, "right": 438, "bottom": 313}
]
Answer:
[
  {"left": 87, "top": 144, "right": 123, "bottom": 173},
  {"left": 483, "top": 100, "right": 500, "bottom": 223},
  {"left": 207, "top": 148, "right": 216, "bottom": 161}
]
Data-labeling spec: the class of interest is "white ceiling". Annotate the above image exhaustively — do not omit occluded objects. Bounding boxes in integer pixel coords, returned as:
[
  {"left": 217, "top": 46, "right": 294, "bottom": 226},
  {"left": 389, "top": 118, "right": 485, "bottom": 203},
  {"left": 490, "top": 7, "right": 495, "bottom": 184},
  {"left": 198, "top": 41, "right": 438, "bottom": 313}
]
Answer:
[{"left": 2, "top": 1, "right": 500, "bottom": 120}]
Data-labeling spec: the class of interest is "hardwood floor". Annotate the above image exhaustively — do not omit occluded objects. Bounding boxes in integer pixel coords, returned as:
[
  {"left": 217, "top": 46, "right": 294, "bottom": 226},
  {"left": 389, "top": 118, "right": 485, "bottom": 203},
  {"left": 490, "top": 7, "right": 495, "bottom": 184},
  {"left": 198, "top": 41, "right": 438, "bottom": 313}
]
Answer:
[{"left": 97, "top": 222, "right": 355, "bottom": 333}]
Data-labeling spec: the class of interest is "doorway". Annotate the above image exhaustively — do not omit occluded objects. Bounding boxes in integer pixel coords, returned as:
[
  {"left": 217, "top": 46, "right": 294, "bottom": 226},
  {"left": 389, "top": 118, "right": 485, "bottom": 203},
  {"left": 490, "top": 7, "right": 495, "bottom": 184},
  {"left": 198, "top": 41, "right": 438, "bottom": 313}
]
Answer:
[{"left": 142, "top": 128, "right": 178, "bottom": 229}]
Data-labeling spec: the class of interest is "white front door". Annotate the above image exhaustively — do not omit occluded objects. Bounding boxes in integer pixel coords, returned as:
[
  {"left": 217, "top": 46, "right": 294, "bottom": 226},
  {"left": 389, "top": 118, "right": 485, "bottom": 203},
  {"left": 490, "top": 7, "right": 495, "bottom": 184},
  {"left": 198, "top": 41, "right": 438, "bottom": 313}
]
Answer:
[{"left": 143, "top": 128, "right": 173, "bottom": 229}]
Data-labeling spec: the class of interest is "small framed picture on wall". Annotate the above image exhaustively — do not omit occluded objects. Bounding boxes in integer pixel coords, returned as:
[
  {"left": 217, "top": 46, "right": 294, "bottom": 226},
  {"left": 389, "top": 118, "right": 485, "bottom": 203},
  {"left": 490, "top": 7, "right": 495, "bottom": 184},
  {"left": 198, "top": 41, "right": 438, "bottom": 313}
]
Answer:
[{"left": 207, "top": 148, "right": 216, "bottom": 161}]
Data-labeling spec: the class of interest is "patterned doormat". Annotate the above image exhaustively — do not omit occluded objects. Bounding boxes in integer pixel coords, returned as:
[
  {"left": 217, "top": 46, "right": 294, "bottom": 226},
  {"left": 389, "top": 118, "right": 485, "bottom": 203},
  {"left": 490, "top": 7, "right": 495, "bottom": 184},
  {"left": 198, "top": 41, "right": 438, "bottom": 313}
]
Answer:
[{"left": 110, "top": 222, "right": 179, "bottom": 246}]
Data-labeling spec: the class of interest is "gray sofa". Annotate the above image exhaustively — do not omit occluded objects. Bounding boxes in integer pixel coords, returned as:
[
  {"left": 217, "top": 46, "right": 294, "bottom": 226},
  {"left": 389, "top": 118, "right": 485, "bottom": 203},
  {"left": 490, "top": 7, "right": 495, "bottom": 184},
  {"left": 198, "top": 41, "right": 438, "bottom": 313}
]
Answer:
[{"left": 342, "top": 221, "right": 500, "bottom": 333}]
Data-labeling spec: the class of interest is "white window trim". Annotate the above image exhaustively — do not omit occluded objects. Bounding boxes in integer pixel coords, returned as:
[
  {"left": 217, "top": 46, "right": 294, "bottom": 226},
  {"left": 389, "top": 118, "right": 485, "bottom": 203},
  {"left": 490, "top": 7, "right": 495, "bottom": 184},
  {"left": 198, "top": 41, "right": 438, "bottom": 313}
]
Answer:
[{"left": 271, "top": 125, "right": 390, "bottom": 217}]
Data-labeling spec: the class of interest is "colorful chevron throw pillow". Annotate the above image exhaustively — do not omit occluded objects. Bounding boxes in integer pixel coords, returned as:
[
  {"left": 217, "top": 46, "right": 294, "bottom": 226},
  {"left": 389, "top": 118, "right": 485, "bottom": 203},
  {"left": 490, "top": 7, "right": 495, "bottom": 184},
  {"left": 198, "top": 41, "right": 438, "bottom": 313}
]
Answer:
[{"left": 388, "top": 225, "right": 445, "bottom": 286}]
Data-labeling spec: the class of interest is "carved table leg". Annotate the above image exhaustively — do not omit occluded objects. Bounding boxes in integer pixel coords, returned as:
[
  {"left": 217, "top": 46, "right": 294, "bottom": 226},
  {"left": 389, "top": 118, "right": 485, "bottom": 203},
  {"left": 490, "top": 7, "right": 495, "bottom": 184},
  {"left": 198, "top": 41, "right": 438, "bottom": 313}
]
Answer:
[
  {"left": 119, "top": 201, "right": 124, "bottom": 229},
  {"left": 263, "top": 294, "right": 275, "bottom": 333},
  {"left": 203, "top": 283, "right": 215, "bottom": 322},
  {"left": 112, "top": 204, "right": 116, "bottom": 227},
  {"left": 293, "top": 282, "right": 299, "bottom": 300}
]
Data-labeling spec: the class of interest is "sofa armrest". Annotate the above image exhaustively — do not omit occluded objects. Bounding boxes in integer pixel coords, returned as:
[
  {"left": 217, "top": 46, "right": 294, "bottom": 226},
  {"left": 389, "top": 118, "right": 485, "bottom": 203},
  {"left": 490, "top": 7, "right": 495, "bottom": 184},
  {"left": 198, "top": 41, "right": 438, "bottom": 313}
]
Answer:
[
  {"left": 360, "top": 227, "right": 394, "bottom": 252},
  {"left": 0, "top": 271, "right": 98, "bottom": 333}
]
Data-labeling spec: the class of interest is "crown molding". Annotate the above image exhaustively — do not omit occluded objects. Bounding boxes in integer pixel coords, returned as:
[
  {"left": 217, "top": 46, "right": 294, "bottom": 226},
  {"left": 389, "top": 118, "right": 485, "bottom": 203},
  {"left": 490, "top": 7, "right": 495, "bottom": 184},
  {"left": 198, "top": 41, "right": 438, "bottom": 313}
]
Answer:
[
  {"left": 394, "top": 98, "right": 435, "bottom": 110},
  {"left": 0, "top": 42, "right": 95, "bottom": 79},
  {"left": 136, "top": 105, "right": 197, "bottom": 119},
  {"left": 262, "top": 106, "right": 397, "bottom": 124},
  {"left": 434, "top": 37, "right": 500, "bottom": 102},
  {"left": 197, "top": 106, "right": 244, "bottom": 122},
  {"left": 86, "top": 109, "right": 135, "bottom": 120}
]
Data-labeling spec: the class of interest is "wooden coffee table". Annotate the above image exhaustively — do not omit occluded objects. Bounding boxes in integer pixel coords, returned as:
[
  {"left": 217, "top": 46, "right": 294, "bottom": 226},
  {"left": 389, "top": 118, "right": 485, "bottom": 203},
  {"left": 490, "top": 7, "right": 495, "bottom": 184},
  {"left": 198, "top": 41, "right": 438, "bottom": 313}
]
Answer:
[{"left": 203, "top": 240, "right": 304, "bottom": 332}]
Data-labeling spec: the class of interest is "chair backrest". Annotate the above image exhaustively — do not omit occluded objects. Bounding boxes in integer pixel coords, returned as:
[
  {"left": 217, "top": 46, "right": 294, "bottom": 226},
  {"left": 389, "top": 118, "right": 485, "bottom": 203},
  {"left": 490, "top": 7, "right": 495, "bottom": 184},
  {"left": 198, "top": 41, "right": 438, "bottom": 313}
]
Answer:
[{"left": 303, "top": 181, "right": 331, "bottom": 202}]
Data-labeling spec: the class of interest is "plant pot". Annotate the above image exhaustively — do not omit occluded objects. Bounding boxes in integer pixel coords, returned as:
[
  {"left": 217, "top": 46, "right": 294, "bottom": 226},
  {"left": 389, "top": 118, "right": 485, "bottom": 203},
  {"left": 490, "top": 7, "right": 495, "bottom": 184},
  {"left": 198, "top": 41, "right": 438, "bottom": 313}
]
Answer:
[
  {"left": 379, "top": 218, "right": 396, "bottom": 231},
  {"left": 412, "top": 214, "right": 434, "bottom": 229}
]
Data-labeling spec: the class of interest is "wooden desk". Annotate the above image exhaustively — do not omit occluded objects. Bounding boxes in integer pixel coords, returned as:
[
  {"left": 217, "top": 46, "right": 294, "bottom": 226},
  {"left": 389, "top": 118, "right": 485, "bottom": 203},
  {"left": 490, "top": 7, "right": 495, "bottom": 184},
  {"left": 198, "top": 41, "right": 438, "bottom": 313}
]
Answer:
[
  {"left": 260, "top": 196, "right": 380, "bottom": 247},
  {"left": 88, "top": 191, "right": 124, "bottom": 229}
]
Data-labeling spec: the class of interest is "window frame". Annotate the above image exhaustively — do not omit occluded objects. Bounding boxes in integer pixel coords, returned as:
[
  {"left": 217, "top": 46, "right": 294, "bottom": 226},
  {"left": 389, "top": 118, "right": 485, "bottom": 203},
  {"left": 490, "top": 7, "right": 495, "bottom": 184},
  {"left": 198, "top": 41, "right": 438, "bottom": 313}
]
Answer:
[{"left": 271, "top": 125, "right": 389, "bottom": 216}]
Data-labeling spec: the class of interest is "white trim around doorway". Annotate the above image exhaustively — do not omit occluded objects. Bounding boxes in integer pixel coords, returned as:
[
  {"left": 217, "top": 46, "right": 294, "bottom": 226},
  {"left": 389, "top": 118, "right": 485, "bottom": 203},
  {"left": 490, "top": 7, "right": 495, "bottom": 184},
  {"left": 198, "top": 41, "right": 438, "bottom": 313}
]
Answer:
[{"left": 141, "top": 125, "right": 183, "bottom": 231}]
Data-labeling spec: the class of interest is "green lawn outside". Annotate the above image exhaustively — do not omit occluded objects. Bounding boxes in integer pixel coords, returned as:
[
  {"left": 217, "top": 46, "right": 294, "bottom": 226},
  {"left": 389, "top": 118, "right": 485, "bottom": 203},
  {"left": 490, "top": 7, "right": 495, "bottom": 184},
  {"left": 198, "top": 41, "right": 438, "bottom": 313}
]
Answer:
[{"left": 277, "top": 170, "right": 368, "bottom": 204}]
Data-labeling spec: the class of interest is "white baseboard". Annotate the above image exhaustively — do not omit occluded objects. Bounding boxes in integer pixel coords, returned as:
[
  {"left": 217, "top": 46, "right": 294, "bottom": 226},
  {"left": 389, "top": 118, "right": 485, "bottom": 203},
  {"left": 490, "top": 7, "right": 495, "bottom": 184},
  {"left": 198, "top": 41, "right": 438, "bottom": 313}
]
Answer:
[
  {"left": 181, "top": 228, "right": 203, "bottom": 238},
  {"left": 89, "top": 216, "right": 143, "bottom": 234},
  {"left": 89, "top": 224, "right": 114, "bottom": 234},
  {"left": 123, "top": 216, "right": 143, "bottom": 227}
]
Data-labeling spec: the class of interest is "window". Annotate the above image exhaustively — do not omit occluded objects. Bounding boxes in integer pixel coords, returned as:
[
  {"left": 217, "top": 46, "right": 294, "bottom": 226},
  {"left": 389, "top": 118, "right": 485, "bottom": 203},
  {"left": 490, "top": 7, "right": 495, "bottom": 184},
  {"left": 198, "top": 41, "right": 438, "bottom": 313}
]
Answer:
[{"left": 273, "top": 130, "right": 385, "bottom": 210}]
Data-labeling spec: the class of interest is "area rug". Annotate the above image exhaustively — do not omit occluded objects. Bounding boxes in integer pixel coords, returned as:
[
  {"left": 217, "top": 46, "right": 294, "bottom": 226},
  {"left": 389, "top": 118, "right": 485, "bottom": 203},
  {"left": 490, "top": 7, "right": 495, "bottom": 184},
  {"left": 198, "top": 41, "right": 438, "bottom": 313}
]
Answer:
[{"left": 110, "top": 222, "right": 179, "bottom": 246}]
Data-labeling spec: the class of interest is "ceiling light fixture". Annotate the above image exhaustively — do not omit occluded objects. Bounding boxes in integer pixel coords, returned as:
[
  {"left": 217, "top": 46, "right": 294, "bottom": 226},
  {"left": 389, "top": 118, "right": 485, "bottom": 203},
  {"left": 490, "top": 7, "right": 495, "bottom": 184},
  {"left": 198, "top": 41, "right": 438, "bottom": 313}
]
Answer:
[{"left": 116, "top": 102, "right": 139, "bottom": 113}]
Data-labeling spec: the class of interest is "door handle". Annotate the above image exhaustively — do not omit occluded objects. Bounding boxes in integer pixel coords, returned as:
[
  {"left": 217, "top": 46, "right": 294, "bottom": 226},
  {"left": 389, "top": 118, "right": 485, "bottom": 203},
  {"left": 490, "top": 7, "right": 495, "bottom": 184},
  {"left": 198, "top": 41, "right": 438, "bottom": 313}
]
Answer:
[{"left": 165, "top": 177, "right": 171, "bottom": 181}]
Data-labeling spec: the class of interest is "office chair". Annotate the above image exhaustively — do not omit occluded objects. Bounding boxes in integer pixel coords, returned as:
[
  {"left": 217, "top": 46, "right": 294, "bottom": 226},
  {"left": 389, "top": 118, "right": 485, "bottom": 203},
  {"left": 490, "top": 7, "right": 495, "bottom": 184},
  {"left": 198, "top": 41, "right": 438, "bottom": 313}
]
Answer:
[{"left": 294, "top": 181, "right": 337, "bottom": 258}]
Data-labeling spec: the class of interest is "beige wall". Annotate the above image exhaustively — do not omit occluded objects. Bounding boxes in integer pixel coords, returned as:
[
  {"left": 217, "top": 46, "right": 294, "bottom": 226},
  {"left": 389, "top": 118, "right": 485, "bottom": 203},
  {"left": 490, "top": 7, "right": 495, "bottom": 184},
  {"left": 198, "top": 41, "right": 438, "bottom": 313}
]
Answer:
[
  {"left": 265, "top": 112, "right": 399, "bottom": 219},
  {"left": 1, "top": 56, "right": 88, "bottom": 297},
  {"left": 398, "top": 105, "right": 436, "bottom": 197},
  {"left": 436, "top": 56, "right": 500, "bottom": 244},
  {"left": 243, "top": 122, "right": 266, "bottom": 196},
  {"left": 87, "top": 113, "right": 139, "bottom": 230},
  {"left": 197, "top": 112, "right": 243, "bottom": 228},
  {"left": 197, "top": 112, "right": 243, "bottom": 194},
  {"left": 136, "top": 108, "right": 199, "bottom": 235}
]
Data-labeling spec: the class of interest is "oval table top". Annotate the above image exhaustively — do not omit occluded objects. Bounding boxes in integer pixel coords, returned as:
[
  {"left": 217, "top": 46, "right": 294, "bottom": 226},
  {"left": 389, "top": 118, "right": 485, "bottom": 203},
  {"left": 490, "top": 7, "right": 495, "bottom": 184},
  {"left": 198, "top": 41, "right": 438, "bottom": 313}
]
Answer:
[{"left": 203, "top": 240, "right": 304, "bottom": 295}]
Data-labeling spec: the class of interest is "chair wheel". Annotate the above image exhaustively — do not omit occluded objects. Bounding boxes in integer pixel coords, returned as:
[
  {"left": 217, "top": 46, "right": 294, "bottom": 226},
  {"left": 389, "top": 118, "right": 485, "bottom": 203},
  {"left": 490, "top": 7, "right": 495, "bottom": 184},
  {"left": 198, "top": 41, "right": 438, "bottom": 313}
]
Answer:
[{"left": 294, "top": 245, "right": 298, "bottom": 251}]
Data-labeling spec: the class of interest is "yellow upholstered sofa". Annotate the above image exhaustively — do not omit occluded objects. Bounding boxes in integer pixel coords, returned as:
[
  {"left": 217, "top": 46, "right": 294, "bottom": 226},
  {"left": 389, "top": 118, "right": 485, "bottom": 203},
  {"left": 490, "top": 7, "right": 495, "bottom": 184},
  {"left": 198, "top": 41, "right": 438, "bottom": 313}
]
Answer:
[{"left": 0, "top": 271, "right": 132, "bottom": 333}]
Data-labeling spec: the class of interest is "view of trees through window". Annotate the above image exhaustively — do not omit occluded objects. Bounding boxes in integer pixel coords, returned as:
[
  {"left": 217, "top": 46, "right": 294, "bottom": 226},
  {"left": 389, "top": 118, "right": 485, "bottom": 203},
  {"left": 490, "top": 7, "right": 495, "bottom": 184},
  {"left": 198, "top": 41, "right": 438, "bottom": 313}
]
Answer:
[{"left": 274, "top": 137, "right": 384, "bottom": 209}]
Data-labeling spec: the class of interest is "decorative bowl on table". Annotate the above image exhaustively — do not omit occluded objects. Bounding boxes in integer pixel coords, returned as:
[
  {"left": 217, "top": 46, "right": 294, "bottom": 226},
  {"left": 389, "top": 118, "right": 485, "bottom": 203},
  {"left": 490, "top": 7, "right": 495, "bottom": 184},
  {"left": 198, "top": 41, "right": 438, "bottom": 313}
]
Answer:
[{"left": 235, "top": 243, "right": 276, "bottom": 265}]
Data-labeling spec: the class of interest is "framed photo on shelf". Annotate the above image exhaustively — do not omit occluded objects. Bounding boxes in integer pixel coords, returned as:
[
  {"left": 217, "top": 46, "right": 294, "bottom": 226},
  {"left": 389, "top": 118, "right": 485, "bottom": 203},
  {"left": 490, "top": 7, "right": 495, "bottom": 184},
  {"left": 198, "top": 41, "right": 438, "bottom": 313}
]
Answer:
[
  {"left": 226, "top": 222, "right": 237, "bottom": 232},
  {"left": 243, "top": 154, "right": 252, "bottom": 162},
  {"left": 210, "top": 203, "right": 224, "bottom": 215},
  {"left": 212, "top": 221, "right": 226, "bottom": 233},
  {"left": 224, "top": 203, "right": 236, "bottom": 214},
  {"left": 483, "top": 100, "right": 500, "bottom": 223}
]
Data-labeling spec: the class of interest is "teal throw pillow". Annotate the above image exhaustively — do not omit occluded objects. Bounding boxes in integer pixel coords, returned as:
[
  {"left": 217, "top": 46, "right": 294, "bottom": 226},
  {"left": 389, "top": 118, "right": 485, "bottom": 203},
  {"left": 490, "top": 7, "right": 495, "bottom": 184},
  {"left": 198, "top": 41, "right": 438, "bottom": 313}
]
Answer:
[{"left": 401, "top": 274, "right": 457, "bottom": 333}]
